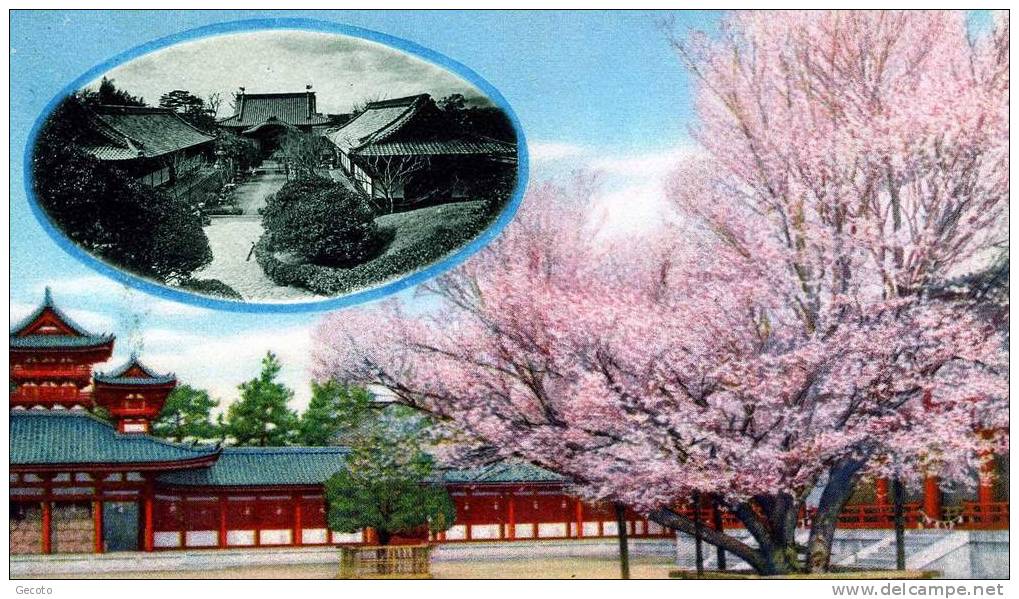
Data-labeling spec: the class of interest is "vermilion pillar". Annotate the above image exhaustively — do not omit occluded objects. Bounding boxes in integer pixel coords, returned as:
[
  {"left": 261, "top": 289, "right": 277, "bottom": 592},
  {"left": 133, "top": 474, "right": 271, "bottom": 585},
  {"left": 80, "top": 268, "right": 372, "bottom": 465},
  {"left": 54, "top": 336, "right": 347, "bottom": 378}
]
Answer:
[
  {"left": 143, "top": 483, "right": 154, "bottom": 552},
  {"left": 464, "top": 489, "right": 473, "bottom": 541},
  {"left": 293, "top": 497, "right": 303, "bottom": 546},
  {"left": 923, "top": 476, "right": 942, "bottom": 520},
  {"left": 93, "top": 500, "right": 104, "bottom": 554},
  {"left": 978, "top": 451, "right": 996, "bottom": 507},
  {"left": 507, "top": 493, "right": 515, "bottom": 540},
  {"left": 218, "top": 496, "right": 228, "bottom": 548},
  {"left": 875, "top": 479, "right": 890, "bottom": 506},
  {"left": 41, "top": 501, "right": 52, "bottom": 554},
  {"left": 575, "top": 499, "right": 584, "bottom": 538}
]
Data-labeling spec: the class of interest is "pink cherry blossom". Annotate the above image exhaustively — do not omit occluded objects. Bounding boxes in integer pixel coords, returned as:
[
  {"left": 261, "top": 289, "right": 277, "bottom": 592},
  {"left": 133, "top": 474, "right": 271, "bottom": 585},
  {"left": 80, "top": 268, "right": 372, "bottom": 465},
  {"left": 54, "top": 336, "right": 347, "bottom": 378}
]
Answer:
[{"left": 313, "top": 11, "right": 1007, "bottom": 574}]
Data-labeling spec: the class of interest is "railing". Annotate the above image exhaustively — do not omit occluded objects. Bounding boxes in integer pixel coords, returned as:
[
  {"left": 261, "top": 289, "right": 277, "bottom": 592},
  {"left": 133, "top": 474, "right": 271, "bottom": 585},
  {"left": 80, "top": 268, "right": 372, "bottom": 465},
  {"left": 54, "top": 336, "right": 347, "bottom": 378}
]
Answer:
[
  {"left": 960, "top": 502, "right": 1008, "bottom": 530},
  {"left": 107, "top": 406, "right": 160, "bottom": 417},
  {"left": 837, "top": 503, "right": 924, "bottom": 529},
  {"left": 11, "top": 365, "right": 92, "bottom": 380},
  {"left": 12, "top": 386, "right": 90, "bottom": 404},
  {"left": 338, "top": 544, "right": 432, "bottom": 579}
]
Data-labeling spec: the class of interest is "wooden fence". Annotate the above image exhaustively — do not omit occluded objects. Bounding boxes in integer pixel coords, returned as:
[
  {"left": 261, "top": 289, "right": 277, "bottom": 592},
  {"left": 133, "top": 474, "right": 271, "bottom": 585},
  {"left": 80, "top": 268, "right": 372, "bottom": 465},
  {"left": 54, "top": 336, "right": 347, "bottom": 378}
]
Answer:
[{"left": 338, "top": 544, "right": 432, "bottom": 579}]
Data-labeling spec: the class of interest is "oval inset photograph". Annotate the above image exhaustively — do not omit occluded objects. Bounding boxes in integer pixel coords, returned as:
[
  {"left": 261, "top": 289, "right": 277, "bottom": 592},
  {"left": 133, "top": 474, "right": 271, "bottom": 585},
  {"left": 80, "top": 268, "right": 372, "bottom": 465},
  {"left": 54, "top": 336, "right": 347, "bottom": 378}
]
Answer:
[{"left": 29, "top": 26, "right": 523, "bottom": 307}]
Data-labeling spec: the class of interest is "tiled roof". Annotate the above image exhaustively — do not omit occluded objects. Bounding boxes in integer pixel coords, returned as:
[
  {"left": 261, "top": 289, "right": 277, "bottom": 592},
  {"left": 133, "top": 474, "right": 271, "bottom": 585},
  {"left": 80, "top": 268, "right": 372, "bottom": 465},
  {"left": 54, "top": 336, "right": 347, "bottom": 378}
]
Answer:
[
  {"left": 85, "top": 105, "right": 215, "bottom": 161},
  {"left": 10, "top": 410, "right": 219, "bottom": 466},
  {"left": 158, "top": 447, "right": 350, "bottom": 487},
  {"left": 219, "top": 92, "right": 332, "bottom": 128},
  {"left": 10, "top": 334, "right": 115, "bottom": 349},
  {"left": 327, "top": 94, "right": 429, "bottom": 153},
  {"left": 158, "top": 448, "right": 565, "bottom": 488},
  {"left": 355, "top": 138, "right": 516, "bottom": 157},
  {"left": 94, "top": 356, "right": 176, "bottom": 386},
  {"left": 438, "top": 462, "right": 567, "bottom": 484}
]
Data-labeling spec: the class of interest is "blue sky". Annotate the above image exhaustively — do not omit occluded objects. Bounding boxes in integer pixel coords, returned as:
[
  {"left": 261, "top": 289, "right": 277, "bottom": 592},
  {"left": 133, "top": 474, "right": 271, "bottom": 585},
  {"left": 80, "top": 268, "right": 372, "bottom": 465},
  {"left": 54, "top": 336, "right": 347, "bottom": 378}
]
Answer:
[{"left": 9, "top": 10, "right": 719, "bottom": 408}]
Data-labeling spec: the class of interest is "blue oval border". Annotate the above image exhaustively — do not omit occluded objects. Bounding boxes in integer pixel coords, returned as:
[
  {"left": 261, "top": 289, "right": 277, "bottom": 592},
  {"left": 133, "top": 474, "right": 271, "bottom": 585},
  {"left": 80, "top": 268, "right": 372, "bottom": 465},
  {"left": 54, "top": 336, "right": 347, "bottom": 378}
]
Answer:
[{"left": 23, "top": 17, "right": 529, "bottom": 314}]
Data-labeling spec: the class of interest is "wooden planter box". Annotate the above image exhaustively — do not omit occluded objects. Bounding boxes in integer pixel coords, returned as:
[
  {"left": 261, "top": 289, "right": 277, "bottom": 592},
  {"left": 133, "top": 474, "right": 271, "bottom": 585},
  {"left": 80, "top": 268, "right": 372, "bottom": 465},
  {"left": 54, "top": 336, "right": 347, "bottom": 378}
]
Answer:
[{"left": 338, "top": 544, "right": 433, "bottom": 579}]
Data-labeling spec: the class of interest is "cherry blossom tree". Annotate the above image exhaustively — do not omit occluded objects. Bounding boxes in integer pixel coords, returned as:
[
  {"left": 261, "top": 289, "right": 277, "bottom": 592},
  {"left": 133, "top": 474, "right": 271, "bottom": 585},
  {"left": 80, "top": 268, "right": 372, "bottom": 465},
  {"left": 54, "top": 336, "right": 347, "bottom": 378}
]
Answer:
[{"left": 313, "top": 11, "right": 1008, "bottom": 574}]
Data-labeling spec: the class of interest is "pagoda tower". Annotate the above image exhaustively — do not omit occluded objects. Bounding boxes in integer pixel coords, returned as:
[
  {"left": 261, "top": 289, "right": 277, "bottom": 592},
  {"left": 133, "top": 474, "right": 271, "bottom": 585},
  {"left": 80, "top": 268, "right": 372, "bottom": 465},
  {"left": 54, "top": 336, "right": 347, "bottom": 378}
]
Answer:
[
  {"left": 9, "top": 288, "right": 115, "bottom": 409},
  {"left": 93, "top": 356, "right": 176, "bottom": 433}
]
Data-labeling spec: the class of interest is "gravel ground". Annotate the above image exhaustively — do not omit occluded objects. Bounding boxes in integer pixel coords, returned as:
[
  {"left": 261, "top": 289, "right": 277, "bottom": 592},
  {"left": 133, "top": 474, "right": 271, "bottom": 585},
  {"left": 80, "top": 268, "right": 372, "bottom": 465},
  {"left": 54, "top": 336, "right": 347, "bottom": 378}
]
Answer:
[
  {"left": 194, "top": 171, "right": 322, "bottom": 302},
  {"left": 194, "top": 218, "right": 322, "bottom": 302},
  {"left": 231, "top": 172, "right": 287, "bottom": 215}
]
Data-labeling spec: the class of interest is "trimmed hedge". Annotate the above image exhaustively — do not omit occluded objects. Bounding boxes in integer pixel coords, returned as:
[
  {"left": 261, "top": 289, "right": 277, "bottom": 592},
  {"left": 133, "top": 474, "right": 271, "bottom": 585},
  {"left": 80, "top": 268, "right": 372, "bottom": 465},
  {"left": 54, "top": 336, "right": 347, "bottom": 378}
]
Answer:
[
  {"left": 256, "top": 201, "right": 491, "bottom": 296},
  {"left": 177, "top": 277, "right": 243, "bottom": 300},
  {"left": 261, "top": 176, "right": 386, "bottom": 267}
]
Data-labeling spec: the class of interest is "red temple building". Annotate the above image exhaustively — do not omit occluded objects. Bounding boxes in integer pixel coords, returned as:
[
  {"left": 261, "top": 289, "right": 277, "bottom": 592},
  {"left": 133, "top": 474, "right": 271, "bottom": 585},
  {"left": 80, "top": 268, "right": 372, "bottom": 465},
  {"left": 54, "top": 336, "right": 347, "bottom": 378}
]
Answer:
[{"left": 8, "top": 290, "right": 1007, "bottom": 556}]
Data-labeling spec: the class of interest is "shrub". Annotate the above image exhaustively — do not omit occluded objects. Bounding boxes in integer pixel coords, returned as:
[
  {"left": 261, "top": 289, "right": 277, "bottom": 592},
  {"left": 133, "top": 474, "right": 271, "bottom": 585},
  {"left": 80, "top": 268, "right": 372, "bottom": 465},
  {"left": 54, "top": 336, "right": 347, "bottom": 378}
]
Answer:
[
  {"left": 177, "top": 277, "right": 243, "bottom": 300},
  {"left": 261, "top": 177, "right": 386, "bottom": 267},
  {"left": 256, "top": 201, "right": 491, "bottom": 296},
  {"left": 32, "top": 97, "right": 212, "bottom": 282}
]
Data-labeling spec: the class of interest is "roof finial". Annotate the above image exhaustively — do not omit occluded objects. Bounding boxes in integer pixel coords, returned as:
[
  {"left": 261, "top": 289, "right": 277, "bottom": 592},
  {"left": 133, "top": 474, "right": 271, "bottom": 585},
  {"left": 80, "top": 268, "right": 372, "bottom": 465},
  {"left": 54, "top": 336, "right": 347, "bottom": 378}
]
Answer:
[{"left": 43, "top": 286, "right": 53, "bottom": 305}]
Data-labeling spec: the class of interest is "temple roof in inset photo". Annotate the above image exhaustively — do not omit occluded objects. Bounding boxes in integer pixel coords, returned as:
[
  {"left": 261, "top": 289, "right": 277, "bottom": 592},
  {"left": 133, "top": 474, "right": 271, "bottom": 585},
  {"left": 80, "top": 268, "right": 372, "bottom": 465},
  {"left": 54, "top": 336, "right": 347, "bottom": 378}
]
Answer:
[
  {"left": 83, "top": 105, "right": 215, "bottom": 161},
  {"left": 327, "top": 94, "right": 515, "bottom": 159},
  {"left": 218, "top": 90, "right": 332, "bottom": 129}
]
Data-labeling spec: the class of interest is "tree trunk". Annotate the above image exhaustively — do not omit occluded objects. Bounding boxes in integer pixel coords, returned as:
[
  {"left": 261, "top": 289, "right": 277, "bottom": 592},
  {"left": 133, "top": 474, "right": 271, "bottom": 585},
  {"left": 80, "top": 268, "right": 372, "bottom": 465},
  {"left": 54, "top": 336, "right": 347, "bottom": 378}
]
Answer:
[
  {"left": 807, "top": 458, "right": 866, "bottom": 572},
  {"left": 712, "top": 498, "right": 727, "bottom": 571},
  {"left": 651, "top": 497, "right": 810, "bottom": 576},
  {"left": 730, "top": 499, "right": 802, "bottom": 575},
  {"left": 892, "top": 476, "right": 906, "bottom": 570},
  {"left": 614, "top": 502, "right": 630, "bottom": 580},
  {"left": 649, "top": 507, "right": 769, "bottom": 574},
  {"left": 692, "top": 492, "right": 704, "bottom": 575}
]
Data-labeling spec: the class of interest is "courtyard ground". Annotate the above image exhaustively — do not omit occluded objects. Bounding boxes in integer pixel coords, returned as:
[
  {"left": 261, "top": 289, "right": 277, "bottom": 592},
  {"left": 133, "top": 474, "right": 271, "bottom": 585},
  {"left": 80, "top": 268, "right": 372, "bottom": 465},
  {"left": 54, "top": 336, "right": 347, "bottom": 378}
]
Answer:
[
  {"left": 230, "top": 172, "right": 288, "bottom": 215},
  {"left": 23, "top": 555, "right": 675, "bottom": 580},
  {"left": 193, "top": 218, "right": 323, "bottom": 302},
  {"left": 193, "top": 171, "right": 322, "bottom": 302}
]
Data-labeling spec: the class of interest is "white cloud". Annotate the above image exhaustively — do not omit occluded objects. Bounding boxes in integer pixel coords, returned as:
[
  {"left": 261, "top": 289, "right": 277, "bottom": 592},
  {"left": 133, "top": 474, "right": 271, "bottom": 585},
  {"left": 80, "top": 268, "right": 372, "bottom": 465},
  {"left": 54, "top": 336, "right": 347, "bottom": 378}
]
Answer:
[
  {"left": 143, "top": 324, "right": 316, "bottom": 411},
  {"left": 31, "top": 275, "right": 211, "bottom": 319},
  {"left": 139, "top": 327, "right": 204, "bottom": 347},
  {"left": 590, "top": 181, "right": 681, "bottom": 238},
  {"left": 586, "top": 146, "right": 702, "bottom": 178},
  {"left": 528, "top": 141, "right": 590, "bottom": 162},
  {"left": 146, "top": 299, "right": 212, "bottom": 318},
  {"left": 523, "top": 141, "right": 704, "bottom": 236}
]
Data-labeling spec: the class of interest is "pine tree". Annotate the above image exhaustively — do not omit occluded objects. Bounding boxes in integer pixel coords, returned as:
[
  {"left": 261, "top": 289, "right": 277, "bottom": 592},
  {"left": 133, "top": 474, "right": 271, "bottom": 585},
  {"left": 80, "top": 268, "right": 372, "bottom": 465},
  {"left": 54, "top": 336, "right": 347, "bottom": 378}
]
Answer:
[
  {"left": 223, "top": 352, "right": 299, "bottom": 446},
  {"left": 151, "top": 384, "right": 219, "bottom": 442},
  {"left": 297, "top": 380, "right": 374, "bottom": 446},
  {"left": 324, "top": 410, "right": 455, "bottom": 546}
]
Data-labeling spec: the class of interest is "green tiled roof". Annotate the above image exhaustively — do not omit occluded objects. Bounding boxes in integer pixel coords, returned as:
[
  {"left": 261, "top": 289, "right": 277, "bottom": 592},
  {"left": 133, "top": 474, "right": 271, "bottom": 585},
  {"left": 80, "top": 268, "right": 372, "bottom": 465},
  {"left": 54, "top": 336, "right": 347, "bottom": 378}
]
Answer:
[
  {"left": 10, "top": 410, "right": 219, "bottom": 466},
  {"left": 94, "top": 356, "right": 175, "bottom": 386},
  {"left": 10, "top": 334, "right": 115, "bottom": 349},
  {"left": 438, "top": 461, "right": 568, "bottom": 484},
  {"left": 158, "top": 447, "right": 350, "bottom": 487}
]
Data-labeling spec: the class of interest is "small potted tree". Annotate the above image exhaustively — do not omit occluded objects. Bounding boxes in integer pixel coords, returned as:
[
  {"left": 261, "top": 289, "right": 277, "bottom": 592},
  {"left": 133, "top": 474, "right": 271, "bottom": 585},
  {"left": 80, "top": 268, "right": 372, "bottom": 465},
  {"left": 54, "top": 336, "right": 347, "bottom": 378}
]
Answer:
[{"left": 327, "top": 403, "right": 455, "bottom": 578}]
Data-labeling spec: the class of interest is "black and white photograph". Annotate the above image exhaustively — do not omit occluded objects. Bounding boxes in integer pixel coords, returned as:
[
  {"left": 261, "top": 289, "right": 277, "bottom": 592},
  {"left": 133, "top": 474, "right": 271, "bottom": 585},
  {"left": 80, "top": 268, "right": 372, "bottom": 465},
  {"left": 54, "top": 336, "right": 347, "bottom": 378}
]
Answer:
[{"left": 30, "top": 30, "right": 520, "bottom": 303}]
